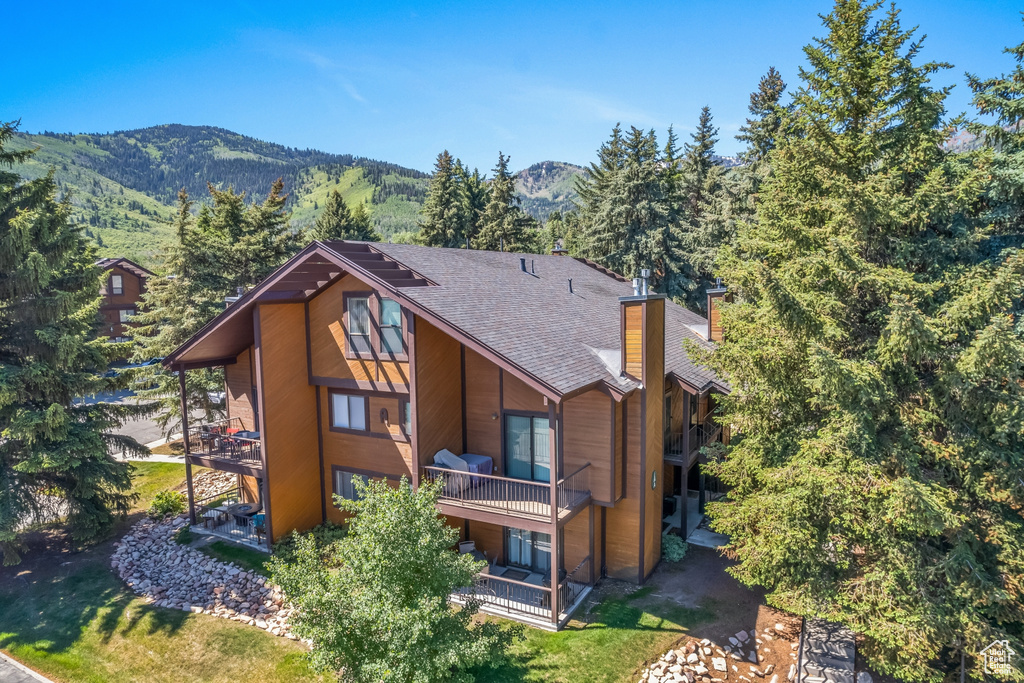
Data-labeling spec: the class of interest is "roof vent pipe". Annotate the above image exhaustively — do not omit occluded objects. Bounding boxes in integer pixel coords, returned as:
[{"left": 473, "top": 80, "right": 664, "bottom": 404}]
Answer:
[
  {"left": 568, "top": 278, "right": 573, "bottom": 294},
  {"left": 640, "top": 269, "right": 651, "bottom": 296},
  {"left": 632, "top": 278, "right": 642, "bottom": 296},
  {"left": 531, "top": 259, "right": 535, "bottom": 274},
  {"left": 519, "top": 257, "right": 528, "bottom": 272}
]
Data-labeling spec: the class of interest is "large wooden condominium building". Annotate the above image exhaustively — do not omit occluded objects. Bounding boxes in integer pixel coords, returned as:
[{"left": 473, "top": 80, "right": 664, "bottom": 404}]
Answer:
[{"left": 164, "top": 241, "right": 728, "bottom": 629}]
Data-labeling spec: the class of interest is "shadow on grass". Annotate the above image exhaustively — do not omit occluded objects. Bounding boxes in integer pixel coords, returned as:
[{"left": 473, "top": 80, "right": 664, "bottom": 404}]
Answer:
[{"left": 0, "top": 535, "right": 190, "bottom": 657}]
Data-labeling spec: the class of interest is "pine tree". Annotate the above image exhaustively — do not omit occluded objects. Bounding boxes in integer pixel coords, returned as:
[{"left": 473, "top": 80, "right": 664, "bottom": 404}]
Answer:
[
  {"left": 658, "top": 126, "right": 699, "bottom": 303},
  {"left": 679, "top": 107, "right": 736, "bottom": 310},
  {"left": 419, "top": 151, "right": 467, "bottom": 248},
  {"left": 310, "top": 189, "right": 381, "bottom": 242},
  {"left": 460, "top": 164, "right": 489, "bottom": 246},
  {"left": 574, "top": 124, "right": 626, "bottom": 262},
  {"left": 736, "top": 67, "right": 788, "bottom": 166},
  {"left": 699, "top": 3, "right": 1024, "bottom": 679},
  {"left": 544, "top": 210, "right": 565, "bottom": 252},
  {"left": 0, "top": 121, "right": 149, "bottom": 564},
  {"left": 474, "top": 152, "right": 534, "bottom": 252},
  {"left": 131, "top": 190, "right": 225, "bottom": 435}
]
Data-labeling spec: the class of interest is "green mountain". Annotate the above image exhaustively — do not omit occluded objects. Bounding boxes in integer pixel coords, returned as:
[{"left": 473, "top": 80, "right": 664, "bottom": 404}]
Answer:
[
  {"left": 9, "top": 125, "right": 588, "bottom": 266},
  {"left": 9, "top": 125, "right": 429, "bottom": 265},
  {"left": 514, "top": 161, "right": 584, "bottom": 220}
]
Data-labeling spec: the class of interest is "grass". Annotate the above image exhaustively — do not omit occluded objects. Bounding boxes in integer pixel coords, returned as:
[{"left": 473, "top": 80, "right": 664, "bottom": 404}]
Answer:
[
  {"left": 474, "top": 587, "right": 715, "bottom": 683},
  {"left": 199, "top": 541, "right": 271, "bottom": 577},
  {"left": 128, "top": 462, "right": 193, "bottom": 509},
  {"left": 149, "top": 440, "right": 185, "bottom": 456}
]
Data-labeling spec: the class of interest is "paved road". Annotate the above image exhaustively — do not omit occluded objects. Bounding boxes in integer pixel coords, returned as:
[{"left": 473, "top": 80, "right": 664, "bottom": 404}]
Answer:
[{"left": 0, "top": 652, "right": 52, "bottom": 683}]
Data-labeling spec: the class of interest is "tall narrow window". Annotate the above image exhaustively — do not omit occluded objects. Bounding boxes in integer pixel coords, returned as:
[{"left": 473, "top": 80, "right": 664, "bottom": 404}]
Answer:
[
  {"left": 347, "top": 296, "right": 371, "bottom": 354},
  {"left": 110, "top": 274, "right": 123, "bottom": 295},
  {"left": 380, "top": 299, "right": 403, "bottom": 353},
  {"left": 400, "top": 399, "right": 412, "bottom": 436},
  {"left": 331, "top": 392, "right": 368, "bottom": 431},
  {"left": 333, "top": 469, "right": 369, "bottom": 502},
  {"left": 119, "top": 309, "right": 133, "bottom": 323}
]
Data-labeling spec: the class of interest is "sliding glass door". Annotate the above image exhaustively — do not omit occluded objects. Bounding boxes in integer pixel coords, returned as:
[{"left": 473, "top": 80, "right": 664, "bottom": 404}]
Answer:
[
  {"left": 506, "top": 527, "right": 552, "bottom": 573},
  {"left": 505, "top": 415, "right": 550, "bottom": 483}
]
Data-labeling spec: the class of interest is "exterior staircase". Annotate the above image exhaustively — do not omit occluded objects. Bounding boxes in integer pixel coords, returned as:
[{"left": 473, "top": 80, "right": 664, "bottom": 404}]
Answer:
[{"left": 798, "top": 619, "right": 856, "bottom": 683}]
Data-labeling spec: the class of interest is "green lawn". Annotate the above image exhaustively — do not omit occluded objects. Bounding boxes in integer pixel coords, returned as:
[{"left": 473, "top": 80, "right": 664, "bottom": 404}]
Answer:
[
  {"left": 1, "top": 463, "right": 717, "bottom": 683},
  {"left": 199, "top": 541, "right": 271, "bottom": 577},
  {"left": 474, "top": 586, "right": 715, "bottom": 683}
]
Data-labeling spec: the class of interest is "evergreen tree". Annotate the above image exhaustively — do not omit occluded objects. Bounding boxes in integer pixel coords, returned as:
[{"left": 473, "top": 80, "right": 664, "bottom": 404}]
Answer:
[
  {"left": 736, "top": 67, "right": 788, "bottom": 166},
  {"left": 310, "top": 189, "right": 381, "bottom": 242},
  {"left": 574, "top": 124, "right": 626, "bottom": 262},
  {"left": 474, "top": 152, "right": 534, "bottom": 252},
  {"left": 679, "top": 107, "right": 737, "bottom": 310},
  {"left": 131, "top": 190, "right": 225, "bottom": 435},
  {"left": 229, "top": 178, "right": 302, "bottom": 288},
  {"left": 459, "top": 164, "right": 489, "bottom": 246},
  {"left": 0, "top": 121, "right": 149, "bottom": 564},
  {"left": 544, "top": 210, "right": 566, "bottom": 252},
  {"left": 699, "top": 3, "right": 1023, "bottom": 679},
  {"left": 578, "top": 127, "right": 669, "bottom": 279},
  {"left": 658, "top": 126, "right": 699, "bottom": 303},
  {"left": 419, "top": 151, "right": 467, "bottom": 248}
]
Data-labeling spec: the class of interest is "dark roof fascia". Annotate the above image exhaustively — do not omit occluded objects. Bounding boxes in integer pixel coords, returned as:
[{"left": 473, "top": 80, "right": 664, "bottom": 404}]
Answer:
[
  {"left": 97, "top": 257, "right": 156, "bottom": 278},
  {"left": 163, "top": 242, "right": 327, "bottom": 369}
]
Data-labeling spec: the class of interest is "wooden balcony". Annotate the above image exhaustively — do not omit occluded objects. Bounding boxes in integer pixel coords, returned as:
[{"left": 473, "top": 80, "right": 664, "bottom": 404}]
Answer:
[
  {"left": 423, "top": 464, "right": 591, "bottom": 528},
  {"left": 185, "top": 417, "right": 263, "bottom": 475}
]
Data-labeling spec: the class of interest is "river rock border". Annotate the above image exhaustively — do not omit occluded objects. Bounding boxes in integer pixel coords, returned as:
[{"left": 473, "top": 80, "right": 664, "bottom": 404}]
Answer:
[{"left": 110, "top": 514, "right": 296, "bottom": 639}]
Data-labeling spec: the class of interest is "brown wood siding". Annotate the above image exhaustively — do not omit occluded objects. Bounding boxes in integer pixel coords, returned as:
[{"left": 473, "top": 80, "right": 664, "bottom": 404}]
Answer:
[
  {"left": 643, "top": 299, "right": 665, "bottom": 580},
  {"left": 226, "top": 347, "right": 256, "bottom": 431},
  {"left": 669, "top": 383, "right": 685, "bottom": 435},
  {"left": 465, "top": 519, "right": 505, "bottom": 565},
  {"left": 99, "top": 265, "right": 146, "bottom": 340},
  {"left": 464, "top": 348, "right": 501, "bottom": 468},
  {"left": 307, "top": 274, "right": 409, "bottom": 385},
  {"left": 624, "top": 303, "right": 643, "bottom": 377},
  {"left": 603, "top": 391, "right": 642, "bottom": 580},
  {"left": 563, "top": 506, "right": 591, "bottom": 575},
  {"left": 614, "top": 400, "right": 624, "bottom": 501},
  {"left": 563, "top": 389, "right": 614, "bottom": 504},
  {"left": 258, "top": 303, "right": 321, "bottom": 542},
  {"left": 412, "top": 316, "right": 463, "bottom": 468},
  {"left": 240, "top": 474, "right": 261, "bottom": 504},
  {"left": 501, "top": 371, "right": 546, "bottom": 413},
  {"left": 709, "top": 296, "right": 723, "bottom": 342}
]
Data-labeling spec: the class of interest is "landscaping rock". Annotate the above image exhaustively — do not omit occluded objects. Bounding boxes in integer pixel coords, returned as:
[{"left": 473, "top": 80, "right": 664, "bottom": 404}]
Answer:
[{"left": 110, "top": 515, "right": 293, "bottom": 640}]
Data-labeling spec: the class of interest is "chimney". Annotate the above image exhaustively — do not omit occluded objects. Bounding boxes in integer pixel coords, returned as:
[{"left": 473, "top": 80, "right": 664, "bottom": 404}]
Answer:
[
  {"left": 706, "top": 278, "right": 729, "bottom": 342},
  {"left": 620, "top": 269, "right": 664, "bottom": 382},
  {"left": 551, "top": 238, "right": 568, "bottom": 256},
  {"left": 224, "top": 286, "right": 244, "bottom": 309}
]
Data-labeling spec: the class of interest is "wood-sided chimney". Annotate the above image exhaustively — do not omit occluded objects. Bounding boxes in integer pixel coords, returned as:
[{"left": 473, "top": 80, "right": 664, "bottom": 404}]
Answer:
[{"left": 706, "top": 278, "right": 729, "bottom": 343}]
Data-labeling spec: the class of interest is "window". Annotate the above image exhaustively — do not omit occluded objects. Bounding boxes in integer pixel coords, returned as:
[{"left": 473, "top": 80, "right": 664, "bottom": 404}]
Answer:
[
  {"left": 110, "top": 274, "right": 123, "bottom": 295},
  {"left": 346, "top": 296, "right": 371, "bottom": 354},
  {"left": 119, "top": 309, "right": 134, "bottom": 323},
  {"left": 331, "top": 392, "right": 367, "bottom": 431},
  {"left": 504, "top": 415, "right": 551, "bottom": 483},
  {"left": 380, "top": 298, "right": 403, "bottom": 353},
  {"left": 400, "top": 399, "right": 412, "bottom": 436},
  {"left": 506, "top": 528, "right": 552, "bottom": 573},
  {"left": 333, "top": 469, "right": 369, "bottom": 502}
]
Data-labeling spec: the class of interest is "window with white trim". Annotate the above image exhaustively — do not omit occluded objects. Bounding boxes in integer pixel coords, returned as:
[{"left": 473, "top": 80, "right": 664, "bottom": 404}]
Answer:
[
  {"left": 347, "top": 296, "right": 371, "bottom": 354},
  {"left": 331, "top": 392, "right": 367, "bottom": 431},
  {"left": 333, "top": 469, "right": 369, "bottom": 502},
  {"left": 110, "top": 274, "right": 123, "bottom": 295},
  {"left": 119, "top": 309, "right": 133, "bottom": 323}
]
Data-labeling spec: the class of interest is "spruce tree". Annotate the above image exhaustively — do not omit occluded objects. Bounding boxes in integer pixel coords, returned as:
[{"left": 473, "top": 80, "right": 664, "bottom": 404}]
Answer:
[
  {"left": 310, "top": 189, "right": 381, "bottom": 242},
  {"left": 658, "top": 126, "right": 699, "bottom": 303},
  {"left": 460, "top": 164, "right": 489, "bottom": 246},
  {"left": 700, "top": 3, "right": 1024, "bottom": 679},
  {"left": 474, "top": 152, "right": 534, "bottom": 252},
  {"left": 131, "top": 190, "right": 225, "bottom": 435},
  {"left": 736, "top": 66, "right": 788, "bottom": 166},
  {"left": 679, "top": 107, "right": 737, "bottom": 310},
  {"left": 419, "top": 151, "right": 467, "bottom": 248},
  {"left": 0, "top": 121, "right": 149, "bottom": 564},
  {"left": 574, "top": 124, "right": 626, "bottom": 262}
]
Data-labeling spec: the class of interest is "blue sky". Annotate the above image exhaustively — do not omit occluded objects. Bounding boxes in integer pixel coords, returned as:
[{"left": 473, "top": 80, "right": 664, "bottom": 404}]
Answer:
[{"left": 6, "top": 1, "right": 1021, "bottom": 173}]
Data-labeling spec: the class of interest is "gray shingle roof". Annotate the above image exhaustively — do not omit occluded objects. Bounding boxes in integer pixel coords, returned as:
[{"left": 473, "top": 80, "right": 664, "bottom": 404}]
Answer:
[{"left": 347, "top": 243, "right": 721, "bottom": 397}]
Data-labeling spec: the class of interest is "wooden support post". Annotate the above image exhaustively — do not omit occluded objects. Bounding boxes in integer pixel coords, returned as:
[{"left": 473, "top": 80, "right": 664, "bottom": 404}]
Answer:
[
  {"left": 549, "top": 401, "right": 560, "bottom": 626},
  {"left": 179, "top": 369, "right": 196, "bottom": 525},
  {"left": 680, "top": 466, "right": 689, "bottom": 539},
  {"left": 588, "top": 503, "right": 595, "bottom": 585}
]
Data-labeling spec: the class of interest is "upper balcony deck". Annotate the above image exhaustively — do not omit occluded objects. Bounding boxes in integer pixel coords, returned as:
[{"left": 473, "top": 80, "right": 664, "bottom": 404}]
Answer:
[
  {"left": 185, "top": 417, "right": 263, "bottom": 476},
  {"left": 423, "top": 463, "right": 591, "bottom": 529}
]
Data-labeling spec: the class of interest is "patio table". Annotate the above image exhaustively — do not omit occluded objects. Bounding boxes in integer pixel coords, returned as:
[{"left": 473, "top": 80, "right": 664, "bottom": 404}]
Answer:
[
  {"left": 224, "top": 502, "right": 262, "bottom": 526},
  {"left": 459, "top": 453, "right": 493, "bottom": 485}
]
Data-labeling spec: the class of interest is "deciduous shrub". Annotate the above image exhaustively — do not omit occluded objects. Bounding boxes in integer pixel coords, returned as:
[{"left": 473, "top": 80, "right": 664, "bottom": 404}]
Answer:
[
  {"left": 147, "top": 490, "right": 186, "bottom": 519},
  {"left": 662, "top": 533, "right": 688, "bottom": 562}
]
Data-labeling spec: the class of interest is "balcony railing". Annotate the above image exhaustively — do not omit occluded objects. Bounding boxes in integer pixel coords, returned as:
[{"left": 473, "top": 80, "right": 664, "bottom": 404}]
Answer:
[
  {"left": 423, "top": 463, "right": 590, "bottom": 522},
  {"left": 187, "top": 417, "right": 261, "bottom": 466},
  {"left": 666, "top": 415, "right": 721, "bottom": 459},
  {"left": 193, "top": 486, "right": 266, "bottom": 549},
  {"left": 459, "top": 554, "right": 592, "bottom": 625}
]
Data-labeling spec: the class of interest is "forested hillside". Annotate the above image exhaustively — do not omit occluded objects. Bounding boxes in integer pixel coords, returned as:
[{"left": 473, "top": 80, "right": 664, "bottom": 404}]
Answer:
[
  {"left": 514, "top": 161, "right": 584, "bottom": 219},
  {"left": 8, "top": 125, "right": 429, "bottom": 263}
]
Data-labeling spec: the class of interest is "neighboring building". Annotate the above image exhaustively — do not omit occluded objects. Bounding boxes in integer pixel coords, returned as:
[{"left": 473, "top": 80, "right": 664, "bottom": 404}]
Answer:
[
  {"left": 164, "top": 241, "right": 729, "bottom": 629},
  {"left": 96, "top": 257, "right": 154, "bottom": 342}
]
